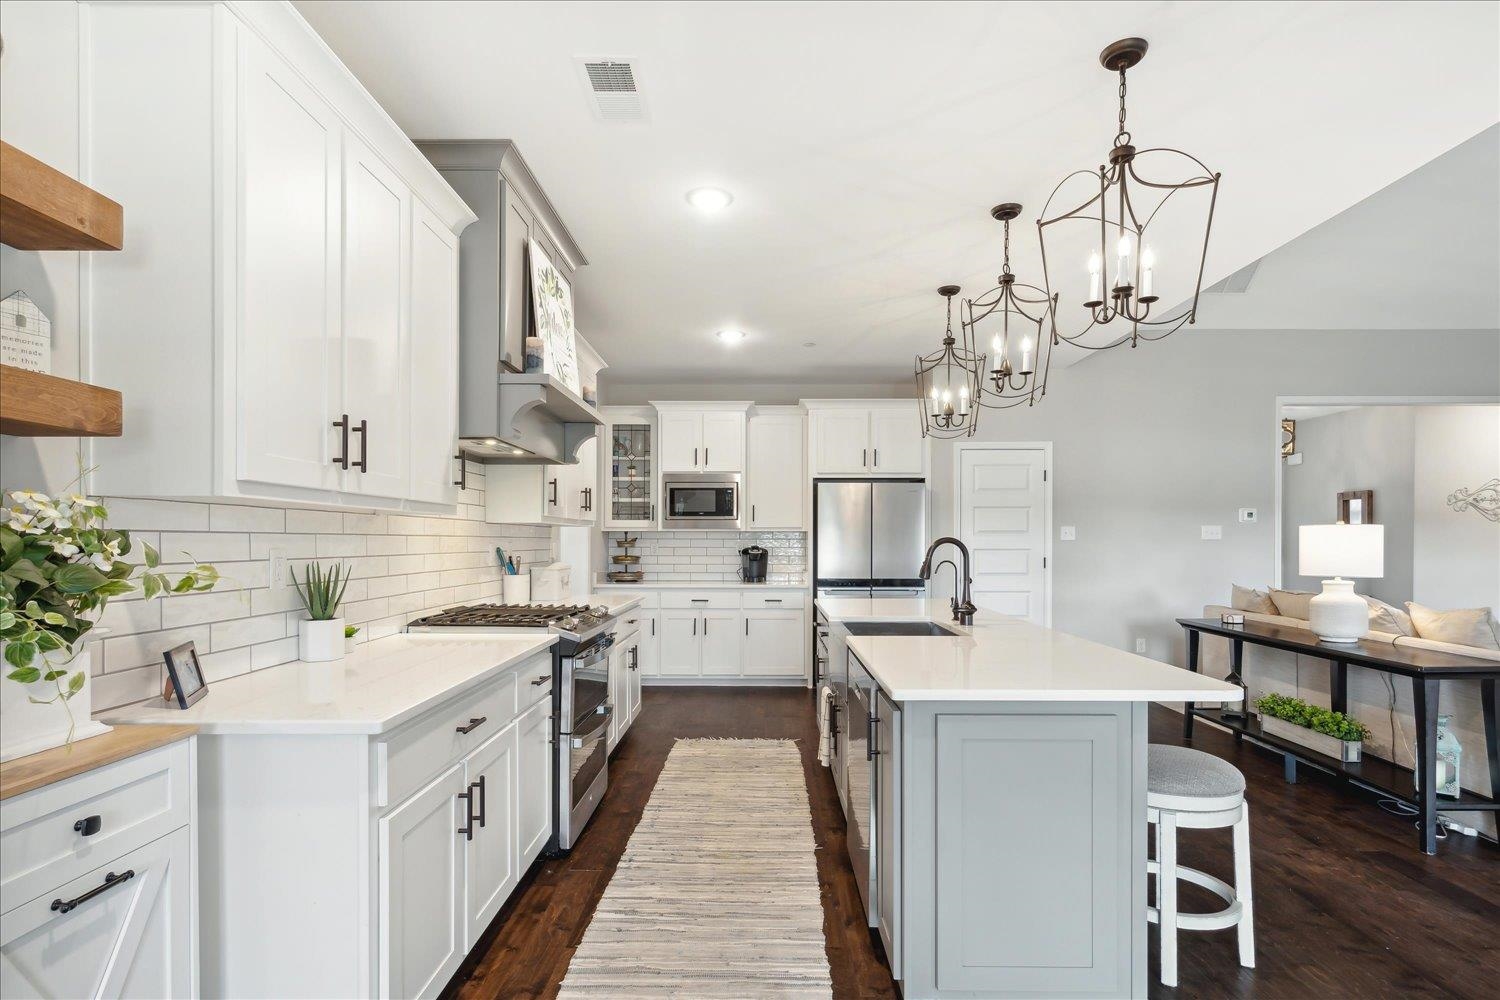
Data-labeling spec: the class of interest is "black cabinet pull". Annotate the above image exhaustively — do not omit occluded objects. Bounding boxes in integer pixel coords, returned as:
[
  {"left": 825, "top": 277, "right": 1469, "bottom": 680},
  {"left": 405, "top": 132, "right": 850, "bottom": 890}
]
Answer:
[
  {"left": 52, "top": 870, "right": 133, "bottom": 914},
  {"left": 867, "top": 710, "right": 878, "bottom": 760},
  {"left": 549, "top": 478, "right": 559, "bottom": 506},
  {"left": 73, "top": 815, "right": 102, "bottom": 837},
  {"left": 651, "top": 619, "right": 655, "bottom": 637},
  {"left": 704, "top": 447, "right": 709, "bottom": 466},
  {"left": 874, "top": 448, "right": 879, "bottom": 467},
  {"left": 691, "top": 598, "right": 709, "bottom": 603},
  {"left": 629, "top": 646, "right": 639, "bottom": 671},
  {"left": 471, "top": 776, "right": 487, "bottom": 828},
  {"left": 693, "top": 447, "right": 699, "bottom": 467},
  {"left": 332, "top": 415, "right": 351, "bottom": 470},
  {"left": 752, "top": 504, "right": 756, "bottom": 523},
  {"left": 352, "top": 419, "right": 369, "bottom": 472},
  {"left": 456, "top": 716, "right": 487, "bottom": 734},
  {"left": 703, "top": 616, "right": 709, "bottom": 636},
  {"left": 692, "top": 618, "right": 696, "bottom": 637},
  {"left": 457, "top": 787, "right": 475, "bottom": 841},
  {"left": 453, "top": 452, "right": 468, "bottom": 489},
  {"left": 530, "top": 673, "right": 550, "bottom": 686},
  {"left": 745, "top": 618, "right": 749, "bottom": 636},
  {"left": 582, "top": 486, "right": 592, "bottom": 512}
]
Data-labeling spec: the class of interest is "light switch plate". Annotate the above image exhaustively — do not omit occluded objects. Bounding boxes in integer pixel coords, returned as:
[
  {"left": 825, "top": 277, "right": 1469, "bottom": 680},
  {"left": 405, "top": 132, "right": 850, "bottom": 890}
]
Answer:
[
  {"left": 1134, "top": 638, "right": 1148, "bottom": 654},
  {"left": 1201, "top": 525, "right": 1223, "bottom": 540},
  {"left": 1060, "top": 526, "right": 1076, "bottom": 541},
  {"left": 1238, "top": 508, "right": 1258, "bottom": 523}
]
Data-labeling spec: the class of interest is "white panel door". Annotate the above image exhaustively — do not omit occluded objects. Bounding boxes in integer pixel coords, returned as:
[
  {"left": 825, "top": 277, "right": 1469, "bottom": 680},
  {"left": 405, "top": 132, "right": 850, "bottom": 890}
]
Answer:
[
  {"left": 379, "top": 763, "right": 465, "bottom": 1000},
  {"left": 515, "top": 698, "right": 554, "bottom": 868},
  {"left": 408, "top": 200, "right": 460, "bottom": 505},
  {"left": 634, "top": 612, "right": 660, "bottom": 676},
  {"left": 700, "top": 411, "right": 746, "bottom": 472},
  {"left": 743, "top": 610, "right": 806, "bottom": 676},
  {"left": 700, "top": 610, "right": 743, "bottom": 676},
  {"left": 870, "top": 407, "right": 924, "bottom": 475},
  {"left": 565, "top": 437, "right": 598, "bottom": 522},
  {"left": 0, "top": 826, "right": 192, "bottom": 1000},
  {"left": 237, "top": 35, "right": 341, "bottom": 492},
  {"left": 658, "top": 611, "right": 701, "bottom": 676},
  {"left": 607, "top": 645, "right": 627, "bottom": 750},
  {"left": 658, "top": 412, "right": 702, "bottom": 471},
  {"left": 959, "top": 446, "right": 1049, "bottom": 624},
  {"left": 812, "top": 410, "right": 871, "bottom": 475},
  {"left": 748, "top": 414, "right": 805, "bottom": 528},
  {"left": 626, "top": 641, "right": 644, "bottom": 723},
  {"left": 463, "top": 723, "right": 518, "bottom": 948},
  {"left": 342, "top": 131, "right": 411, "bottom": 500}
]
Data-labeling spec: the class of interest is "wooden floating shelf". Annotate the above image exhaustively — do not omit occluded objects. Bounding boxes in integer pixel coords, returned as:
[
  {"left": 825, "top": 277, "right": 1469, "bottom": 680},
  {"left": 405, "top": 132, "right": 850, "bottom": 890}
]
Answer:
[
  {"left": 1, "top": 140, "right": 124, "bottom": 251},
  {"left": 0, "top": 365, "right": 123, "bottom": 437}
]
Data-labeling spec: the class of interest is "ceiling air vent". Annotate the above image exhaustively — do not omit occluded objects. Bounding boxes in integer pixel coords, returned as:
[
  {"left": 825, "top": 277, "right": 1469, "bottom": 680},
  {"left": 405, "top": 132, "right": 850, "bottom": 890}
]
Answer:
[
  {"left": 1204, "top": 259, "right": 1261, "bottom": 294},
  {"left": 578, "top": 58, "right": 647, "bottom": 122}
]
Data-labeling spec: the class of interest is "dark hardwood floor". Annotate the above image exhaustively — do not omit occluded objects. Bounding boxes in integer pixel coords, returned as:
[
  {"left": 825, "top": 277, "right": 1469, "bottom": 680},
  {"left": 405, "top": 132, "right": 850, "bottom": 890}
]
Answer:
[{"left": 448, "top": 688, "right": 1499, "bottom": 1000}]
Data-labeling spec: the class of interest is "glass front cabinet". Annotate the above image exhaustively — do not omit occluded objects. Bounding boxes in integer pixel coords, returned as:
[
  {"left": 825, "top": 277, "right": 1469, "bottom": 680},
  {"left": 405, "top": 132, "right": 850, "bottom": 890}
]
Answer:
[{"left": 601, "top": 406, "right": 659, "bottom": 530}]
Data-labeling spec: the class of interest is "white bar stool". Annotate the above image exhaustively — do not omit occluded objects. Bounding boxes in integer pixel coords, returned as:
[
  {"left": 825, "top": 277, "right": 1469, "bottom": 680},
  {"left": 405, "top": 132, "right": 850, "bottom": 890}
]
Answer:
[{"left": 1146, "top": 744, "right": 1255, "bottom": 988}]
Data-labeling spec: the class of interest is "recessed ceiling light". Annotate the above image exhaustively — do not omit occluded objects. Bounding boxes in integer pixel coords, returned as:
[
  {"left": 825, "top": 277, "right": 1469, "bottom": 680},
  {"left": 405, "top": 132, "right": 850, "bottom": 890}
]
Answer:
[
  {"left": 687, "top": 187, "right": 733, "bottom": 213},
  {"left": 716, "top": 329, "right": 745, "bottom": 345}
]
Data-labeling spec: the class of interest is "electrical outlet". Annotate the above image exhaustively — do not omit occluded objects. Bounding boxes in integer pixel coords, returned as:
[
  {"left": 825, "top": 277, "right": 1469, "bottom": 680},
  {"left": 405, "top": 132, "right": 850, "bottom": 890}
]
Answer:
[
  {"left": 1134, "top": 638, "right": 1148, "bottom": 654},
  {"left": 268, "top": 546, "right": 289, "bottom": 591},
  {"left": 1238, "top": 508, "right": 1258, "bottom": 524},
  {"left": 1059, "top": 526, "right": 1077, "bottom": 541},
  {"left": 1201, "top": 525, "right": 1223, "bottom": 540}
]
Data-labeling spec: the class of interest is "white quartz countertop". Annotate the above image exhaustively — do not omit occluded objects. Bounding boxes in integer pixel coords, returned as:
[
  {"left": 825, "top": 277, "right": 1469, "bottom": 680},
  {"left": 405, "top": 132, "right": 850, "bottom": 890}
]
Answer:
[
  {"left": 103, "top": 634, "right": 558, "bottom": 736},
  {"left": 592, "top": 580, "right": 807, "bottom": 591},
  {"left": 817, "top": 598, "right": 1243, "bottom": 704},
  {"left": 585, "top": 593, "right": 645, "bottom": 612}
]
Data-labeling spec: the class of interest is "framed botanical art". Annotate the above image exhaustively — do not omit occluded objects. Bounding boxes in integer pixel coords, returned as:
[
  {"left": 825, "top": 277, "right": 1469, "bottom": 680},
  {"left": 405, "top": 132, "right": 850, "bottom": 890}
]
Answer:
[{"left": 527, "top": 238, "right": 581, "bottom": 393}]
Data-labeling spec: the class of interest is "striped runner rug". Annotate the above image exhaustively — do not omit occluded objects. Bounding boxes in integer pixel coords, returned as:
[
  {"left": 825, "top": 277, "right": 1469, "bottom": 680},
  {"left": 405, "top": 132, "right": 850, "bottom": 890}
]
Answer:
[{"left": 557, "top": 738, "right": 833, "bottom": 998}]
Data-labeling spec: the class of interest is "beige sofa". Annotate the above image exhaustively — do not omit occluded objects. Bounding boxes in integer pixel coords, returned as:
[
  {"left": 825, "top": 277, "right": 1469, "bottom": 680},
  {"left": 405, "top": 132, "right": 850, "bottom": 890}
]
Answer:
[{"left": 1197, "top": 604, "right": 1496, "bottom": 839}]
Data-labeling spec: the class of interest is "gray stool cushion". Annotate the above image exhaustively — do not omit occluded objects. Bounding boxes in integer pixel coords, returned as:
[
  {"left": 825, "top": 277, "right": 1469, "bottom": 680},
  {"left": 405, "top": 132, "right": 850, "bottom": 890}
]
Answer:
[{"left": 1148, "top": 745, "right": 1246, "bottom": 800}]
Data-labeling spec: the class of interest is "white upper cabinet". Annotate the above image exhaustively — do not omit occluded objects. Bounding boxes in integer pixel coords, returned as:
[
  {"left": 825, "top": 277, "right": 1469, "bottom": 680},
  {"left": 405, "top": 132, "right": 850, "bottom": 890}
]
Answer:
[
  {"left": 340, "top": 133, "right": 412, "bottom": 500},
  {"left": 654, "top": 404, "right": 750, "bottom": 473},
  {"left": 236, "top": 34, "right": 342, "bottom": 495},
  {"left": 808, "top": 402, "right": 926, "bottom": 477},
  {"left": 409, "top": 202, "right": 462, "bottom": 506},
  {"left": 81, "top": 3, "right": 474, "bottom": 509},
  {"left": 747, "top": 411, "right": 805, "bottom": 529},
  {"left": 483, "top": 439, "right": 597, "bottom": 526},
  {"left": 869, "top": 406, "right": 924, "bottom": 475}
]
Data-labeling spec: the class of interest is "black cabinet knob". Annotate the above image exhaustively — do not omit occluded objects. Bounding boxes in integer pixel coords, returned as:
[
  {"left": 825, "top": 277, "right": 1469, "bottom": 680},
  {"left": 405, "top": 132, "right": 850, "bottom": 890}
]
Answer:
[{"left": 74, "top": 815, "right": 103, "bottom": 837}]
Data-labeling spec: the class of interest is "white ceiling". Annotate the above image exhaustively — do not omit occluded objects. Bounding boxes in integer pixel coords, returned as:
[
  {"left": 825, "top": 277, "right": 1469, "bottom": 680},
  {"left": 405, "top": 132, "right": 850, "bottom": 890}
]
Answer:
[{"left": 294, "top": 1, "right": 1500, "bottom": 384}]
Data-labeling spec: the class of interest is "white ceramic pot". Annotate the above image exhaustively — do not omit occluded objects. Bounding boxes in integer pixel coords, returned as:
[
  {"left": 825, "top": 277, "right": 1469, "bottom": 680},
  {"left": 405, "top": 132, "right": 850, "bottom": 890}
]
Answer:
[
  {"left": 1, "top": 641, "right": 112, "bottom": 762},
  {"left": 299, "top": 618, "right": 347, "bottom": 662}
]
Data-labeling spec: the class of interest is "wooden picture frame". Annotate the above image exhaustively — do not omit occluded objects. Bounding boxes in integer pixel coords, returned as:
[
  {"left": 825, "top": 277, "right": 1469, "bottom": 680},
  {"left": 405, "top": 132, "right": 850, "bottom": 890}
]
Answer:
[
  {"left": 161, "top": 641, "right": 209, "bottom": 708},
  {"left": 1337, "top": 489, "right": 1374, "bottom": 525}
]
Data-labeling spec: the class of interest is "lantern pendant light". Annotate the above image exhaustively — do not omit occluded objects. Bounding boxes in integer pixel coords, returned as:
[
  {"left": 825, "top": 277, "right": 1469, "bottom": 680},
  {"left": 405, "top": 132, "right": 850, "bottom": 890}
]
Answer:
[
  {"left": 914, "top": 285, "right": 983, "bottom": 438},
  {"left": 963, "top": 203, "right": 1056, "bottom": 410},
  {"left": 1038, "top": 37, "right": 1222, "bottom": 351}
]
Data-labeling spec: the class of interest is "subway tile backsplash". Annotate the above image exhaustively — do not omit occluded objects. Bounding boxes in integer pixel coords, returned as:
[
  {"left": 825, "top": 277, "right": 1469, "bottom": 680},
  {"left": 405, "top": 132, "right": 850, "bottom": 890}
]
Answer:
[
  {"left": 603, "top": 530, "right": 807, "bottom": 584},
  {"left": 74, "top": 465, "right": 554, "bottom": 715}
]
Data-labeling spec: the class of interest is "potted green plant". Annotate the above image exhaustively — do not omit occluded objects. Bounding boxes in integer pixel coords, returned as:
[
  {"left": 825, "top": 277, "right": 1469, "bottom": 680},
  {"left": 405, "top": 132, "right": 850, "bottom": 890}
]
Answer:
[
  {"left": 2, "top": 489, "right": 218, "bottom": 760},
  {"left": 344, "top": 624, "right": 360, "bottom": 653},
  {"left": 1254, "top": 692, "right": 1370, "bottom": 763},
  {"left": 294, "top": 562, "right": 350, "bottom": 662}
]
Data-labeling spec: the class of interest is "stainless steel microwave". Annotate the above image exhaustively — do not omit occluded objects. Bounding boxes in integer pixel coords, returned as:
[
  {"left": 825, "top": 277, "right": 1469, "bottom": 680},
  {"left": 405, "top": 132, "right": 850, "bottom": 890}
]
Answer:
[{"left": 663, "top": 473, "right": 742, "bottom": 528}]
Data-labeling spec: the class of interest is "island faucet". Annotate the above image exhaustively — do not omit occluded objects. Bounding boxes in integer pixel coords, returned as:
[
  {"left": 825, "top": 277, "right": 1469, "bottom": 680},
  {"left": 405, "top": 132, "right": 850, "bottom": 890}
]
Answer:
[{"left": 919, "top": 537, "right": 977, "bottom": 626}]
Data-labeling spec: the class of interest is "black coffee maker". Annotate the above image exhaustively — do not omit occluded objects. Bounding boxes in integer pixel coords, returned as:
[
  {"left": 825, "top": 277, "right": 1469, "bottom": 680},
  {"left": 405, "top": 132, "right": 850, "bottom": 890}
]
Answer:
[{"left": 738, "top": 545, "right": 768, "bottom": 583}]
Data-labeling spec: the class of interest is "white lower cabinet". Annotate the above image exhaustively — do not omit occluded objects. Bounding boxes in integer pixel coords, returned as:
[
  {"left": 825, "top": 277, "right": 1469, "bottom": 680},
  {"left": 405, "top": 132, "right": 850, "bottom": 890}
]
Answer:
[
  {"left": 0, "top": 736, "right": 197, "bottom": 1000},
  {"left": 515, "top": 699, "right": 554, "bottom": 866},
  {"left": 608, "top": 623, "right": 643, "bottom": 751},
  {"left": 380, "top": 763, "right": 467, "bottom": 1000},
  {"left": 462, "top": 724, "right": 518, "bottom": 948},
  {"left": 604, "top": 590, "right": 808, "bottom": 683}
]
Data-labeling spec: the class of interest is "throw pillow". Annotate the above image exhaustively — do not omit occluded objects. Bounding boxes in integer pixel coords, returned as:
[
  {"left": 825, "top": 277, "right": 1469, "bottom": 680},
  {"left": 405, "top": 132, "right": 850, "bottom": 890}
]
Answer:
[
  {"left": 1405, "top": 602, "right": 1500, "bottom": 651},
  {"left": 1269, "top": 589, "right": 1316, "bottom": 620},
  {"left": 1231, "top": 584, "right": 1278, "bottom": 615},
  {"left": 1364, "top": 596, "right": 1415, "bottom": 636}
]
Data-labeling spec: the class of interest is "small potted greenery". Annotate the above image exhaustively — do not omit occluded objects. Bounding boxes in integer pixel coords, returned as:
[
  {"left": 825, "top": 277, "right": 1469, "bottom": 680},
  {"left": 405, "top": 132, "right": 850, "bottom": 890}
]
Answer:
[
  {"left": 294, "top": 562, "right": 350, "bottom": 662},
  {"left": 1254, "top": 692, "right": 1370, "bottom": 763},
  {"left": 2, "top": 489, "right": 218, "bottom": 759},
  {"left": 345, "top": 624, "right": 360, "bottom": 653}
]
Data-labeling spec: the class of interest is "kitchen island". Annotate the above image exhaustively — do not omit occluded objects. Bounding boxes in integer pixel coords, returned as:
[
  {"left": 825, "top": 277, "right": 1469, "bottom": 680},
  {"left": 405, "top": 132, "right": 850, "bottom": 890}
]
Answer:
[{"left": 816, "top": 598, "right": 1242, "bottom": 1000}]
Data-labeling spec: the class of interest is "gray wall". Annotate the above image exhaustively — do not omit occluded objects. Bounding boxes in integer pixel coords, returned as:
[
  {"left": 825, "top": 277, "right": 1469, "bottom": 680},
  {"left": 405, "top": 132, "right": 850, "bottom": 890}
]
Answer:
[
  {"left": 615, "top": 329, "right": 1500, "bottom": 663},
  {"left": 1281, "top": 406, "right": 1416, "bottom": 603}
]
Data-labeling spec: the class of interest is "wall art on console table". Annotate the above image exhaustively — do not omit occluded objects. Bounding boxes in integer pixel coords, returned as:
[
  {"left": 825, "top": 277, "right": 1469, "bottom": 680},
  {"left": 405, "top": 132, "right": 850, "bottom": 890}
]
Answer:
[{"left": 528, "top": 238, "right": 580, "bottom": 392}]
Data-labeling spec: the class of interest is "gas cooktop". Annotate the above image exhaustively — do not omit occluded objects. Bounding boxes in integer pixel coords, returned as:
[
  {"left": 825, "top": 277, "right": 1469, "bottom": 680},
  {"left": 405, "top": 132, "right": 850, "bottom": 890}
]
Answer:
[{"left": 406, "top": 603, "right": 616, "bottom": 642}]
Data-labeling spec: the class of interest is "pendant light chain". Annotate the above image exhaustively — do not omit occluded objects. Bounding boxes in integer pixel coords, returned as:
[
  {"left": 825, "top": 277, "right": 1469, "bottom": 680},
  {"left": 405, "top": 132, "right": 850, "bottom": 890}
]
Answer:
[{"left": 1115, "top": 67, "right": 1130, "bottom": 146}]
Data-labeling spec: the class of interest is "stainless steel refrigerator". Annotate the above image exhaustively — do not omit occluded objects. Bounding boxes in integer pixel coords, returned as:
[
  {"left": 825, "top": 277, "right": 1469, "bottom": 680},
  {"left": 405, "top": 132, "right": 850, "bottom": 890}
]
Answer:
[{"left": 814, "top": 479, "right": 929, "bottom": 597}]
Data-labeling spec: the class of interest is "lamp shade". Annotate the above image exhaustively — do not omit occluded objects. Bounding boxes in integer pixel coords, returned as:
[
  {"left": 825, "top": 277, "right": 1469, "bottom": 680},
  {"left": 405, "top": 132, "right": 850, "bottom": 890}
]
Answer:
[{"left": 1299, "top": 524, "right": 1384, "bottom": 578}]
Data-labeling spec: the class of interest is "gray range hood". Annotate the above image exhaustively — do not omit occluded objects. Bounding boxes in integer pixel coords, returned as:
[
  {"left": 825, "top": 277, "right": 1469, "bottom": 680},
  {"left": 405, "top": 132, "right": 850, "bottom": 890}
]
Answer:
[{"left": 420, "top": 140, "right": 601, "bottom": 464}]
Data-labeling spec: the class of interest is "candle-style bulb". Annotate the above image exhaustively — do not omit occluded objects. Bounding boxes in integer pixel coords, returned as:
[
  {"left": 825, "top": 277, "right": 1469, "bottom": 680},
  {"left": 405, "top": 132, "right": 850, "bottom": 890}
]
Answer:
[
  {"left": 1088, "top": 251, "right": 1102, "bottom": 275},
  {"left": 1087, "top": 251, "right": 1104, "bottom": 303},
  {"left": 1140, "top": 245, "right": 1156, "bottom": 299},
  {"left": 1019, "top": 335, "right": 1033, "bottom": 374}
]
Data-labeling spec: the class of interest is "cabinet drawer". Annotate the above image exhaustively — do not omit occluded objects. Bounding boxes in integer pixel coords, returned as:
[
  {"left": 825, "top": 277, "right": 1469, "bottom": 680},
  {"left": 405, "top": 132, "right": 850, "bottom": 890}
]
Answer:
[
  {"left": 376, "top": 670, "right": 518, "bottom": 808},
  {"left": 612, "top": 590, "right": 659, "bottom": 609},
  {"left": 742, "top": 590, "right": 805, "bottom": 610},
  {"left": 0, "top": 738, "right": 192, "bottom": 912},
  {"left": 518, "top": 659, "right": 554, "bottom": 710},
  {"left": 660, "top": 592, "right": 741, "bottom": 610}
]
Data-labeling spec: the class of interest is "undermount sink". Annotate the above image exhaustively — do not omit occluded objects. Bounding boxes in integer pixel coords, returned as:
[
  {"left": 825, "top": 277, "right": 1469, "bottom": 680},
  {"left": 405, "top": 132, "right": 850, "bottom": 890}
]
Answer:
[{"left": 844, "top": 620, "right": 962, "bottom": 637}]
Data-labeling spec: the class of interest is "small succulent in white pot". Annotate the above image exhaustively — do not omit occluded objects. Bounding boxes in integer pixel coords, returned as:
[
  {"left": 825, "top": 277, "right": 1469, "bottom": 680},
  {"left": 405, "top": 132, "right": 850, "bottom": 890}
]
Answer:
[
  {"left": 294, "top": 562, "right": 350, "bottom": 662},
  {"left": 1, "top": 489, "right": 218, "bottom": 758}
]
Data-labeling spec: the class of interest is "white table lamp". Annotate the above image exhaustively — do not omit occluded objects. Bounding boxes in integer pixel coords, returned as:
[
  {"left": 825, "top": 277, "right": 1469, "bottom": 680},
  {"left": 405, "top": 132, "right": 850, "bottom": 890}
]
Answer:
[{"left": 1299, "top": 524, "right": 1384, "bottom": 643}]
